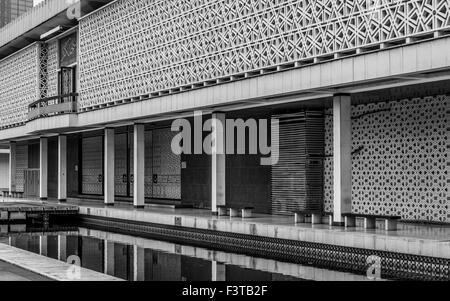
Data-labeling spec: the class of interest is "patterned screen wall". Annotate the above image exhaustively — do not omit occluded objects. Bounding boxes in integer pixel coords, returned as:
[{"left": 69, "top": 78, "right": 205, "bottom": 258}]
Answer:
[
  {"left": 46, "top": 40, "right": 60, "bottom": 98},
  {"left": 324, "top": 95, "right": 450, "bottom": 223},
  {"left": 151, "top": 128, "right": 181, "bottom": 200},
  {"left": 115, "top": 133, "right": 129, "bottom": 196},
  {"left": 0, "top": 44, "right": 41, "bottom": 129},
  {"left": 15, "top": 144, "right": 28, "bottom": 193},
  {"left": 78, "top": 0, "right": 450, "bottom": 110}
]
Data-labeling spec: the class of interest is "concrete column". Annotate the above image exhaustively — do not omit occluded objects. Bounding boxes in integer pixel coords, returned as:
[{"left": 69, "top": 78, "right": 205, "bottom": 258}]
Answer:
[
  {"left": 333, "top": 94, "right": 352, "bottom": 224},
  {"left": 57, "top": 235, "right": 67, "bottom": 261},
  {"left": 39, "top": 236, "right": 48, "bottom": 256},
  {"left": 40, "top": 137, "right": 48, "bottom": 200},
  {"left": 104, "top": 128, "right": 115, "bottom": 206},
  {"left": 104, "top": 240, "right": 115, "bottom": 276},
  {"left": 211, "top": 113, "right": 226, "bottom": 214},
  {"left": 58, "top": 135, "right": 67, "bottom": 202},
  {"left": 133, "top": 245, "right": 145, "bottom": 281},
  {"left": 211, "top": 261, "right": 226, "bottom": 281},
  {"left": 8, "top": 142, "right": 16, "bottom": 195},
  {"left": 133, "top": 124, "right": 145, "bottom": 208}
]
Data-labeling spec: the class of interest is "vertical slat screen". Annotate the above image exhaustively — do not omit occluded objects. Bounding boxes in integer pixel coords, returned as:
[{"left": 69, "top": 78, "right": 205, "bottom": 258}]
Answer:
[{"left": 271, "top": 111, "right": 325, "bottom": 215}]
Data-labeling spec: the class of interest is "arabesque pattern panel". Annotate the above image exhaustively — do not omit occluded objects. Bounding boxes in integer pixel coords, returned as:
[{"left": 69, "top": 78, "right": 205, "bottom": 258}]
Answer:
[
  {"left": 324, "top": 95, "right": 450, "bottom": 223},
  {"left": 0, "top": 44, "right": 41, "bottom": 128},
  {"left": 46, "top": 41, "right": 60, "bottom": 98},
  {"left": 79, "top": 0, "right": 450, "bottom": 109}
]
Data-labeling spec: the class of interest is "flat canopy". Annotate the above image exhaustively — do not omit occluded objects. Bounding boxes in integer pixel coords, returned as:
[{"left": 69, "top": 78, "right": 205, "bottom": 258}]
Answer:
[{"left": 0, "top": 0, "right": 112, "bottom": 60}]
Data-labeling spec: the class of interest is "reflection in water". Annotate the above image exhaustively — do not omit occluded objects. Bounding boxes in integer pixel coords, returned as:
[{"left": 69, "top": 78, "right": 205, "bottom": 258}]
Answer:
[
  {"left": 6, "top": 231, "right": 306, "bottom": 281},
  {"left": 3, "top": 225, "right": 449, "bottom": 281}
]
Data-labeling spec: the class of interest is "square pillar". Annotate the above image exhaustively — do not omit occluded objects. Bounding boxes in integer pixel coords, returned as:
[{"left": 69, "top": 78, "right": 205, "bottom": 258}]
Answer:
[
  {"left": 8, "top": 142, "right": 16, "bottom": 195},
  {"left": 212, "top": 261, "right": 226, "bottom": 281},
  {"left": 104, "top": 240, "right": 115, "bottom": 276},
  {"left": 333, "top": 94, "right": 352, "bottom": 224},
  {"left": 133, "top": 245, "right": 145, "bottom": 281},
  {"left": 211, "top": 113, "right": 226, "bottom": 214},
  {"left": 58, "top": 135, "right": 67, "bottom": 202},
  {"left": 133, "top": 124, "right": 145, "bottom": 208},
  {"left": 40, "top": 137, "right": 48, "bottom": 200},
  {"left": 104, "top": 128, "right": 115, "bottom": 206},
  {"left": 39, "top": 236, "right": 48, "bottom": 256},
  {"left": 58, "top": 235, "right": 67, "bottom": 261}
]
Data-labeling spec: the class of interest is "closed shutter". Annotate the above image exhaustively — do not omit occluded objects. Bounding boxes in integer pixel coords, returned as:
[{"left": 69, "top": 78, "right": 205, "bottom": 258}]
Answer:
[
  {"left": 82, "top": 136, "right": 103, "bottom": 195},
  {"left": 271, "top": 111, "right": 325, "bottom": 215}
]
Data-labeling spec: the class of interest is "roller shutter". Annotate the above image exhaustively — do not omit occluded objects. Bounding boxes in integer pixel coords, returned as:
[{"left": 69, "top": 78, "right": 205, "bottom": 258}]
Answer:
[
  {"left": 82, "top": 136, "right": 103, "bottom": 195},
  {"left": 271, "top": 111, "right": 325, "bottom": 215}
]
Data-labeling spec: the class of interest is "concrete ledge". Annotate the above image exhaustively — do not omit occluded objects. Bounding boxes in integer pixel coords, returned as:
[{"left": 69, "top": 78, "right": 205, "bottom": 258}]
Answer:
[
  {"left": 0, "top": 243, "right": 122, "bottom": 281},
  {"left": 78, "top": 205, "right": 450, "bottom": 259}
]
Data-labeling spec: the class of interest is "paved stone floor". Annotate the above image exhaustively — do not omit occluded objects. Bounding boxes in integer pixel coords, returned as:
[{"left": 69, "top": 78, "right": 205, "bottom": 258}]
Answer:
[
  {"left": 0, "top": 243, "right": 122, "bottom": 281},
  {"left": 0, "top": 260, "right": 50, "bottom": 281}
]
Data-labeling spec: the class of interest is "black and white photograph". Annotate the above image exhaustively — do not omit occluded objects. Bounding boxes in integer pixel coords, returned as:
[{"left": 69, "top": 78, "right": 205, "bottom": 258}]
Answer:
[{"left": 0, "top": 0, "right": 448, "bottom": 292}]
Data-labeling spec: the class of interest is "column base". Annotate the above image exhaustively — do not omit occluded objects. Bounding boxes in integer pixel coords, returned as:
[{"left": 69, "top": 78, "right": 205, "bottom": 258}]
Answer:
[
  {"left": 212, "top": 211, "right": 219, "bottom": 216},
  {"left": 332, "top": 221, "right": 345, "bottom": 227},
  {"left": 134, "top": 205, "right": 145, "bottom": 209},
  {"left": 105, "top": 203, "right": 115, "bottom": 207},
  {"left": 40, "top": 197, "right": 48, "bottom": 201},
  {"left": 58, "top": 199, "right": 67, "bottom": 203}
]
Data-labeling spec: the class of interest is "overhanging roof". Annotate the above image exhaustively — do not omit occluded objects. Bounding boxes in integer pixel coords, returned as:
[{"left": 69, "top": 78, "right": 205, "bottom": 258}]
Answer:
[{"left": 0, "top": 0, "right": 113, "bottom": 60}]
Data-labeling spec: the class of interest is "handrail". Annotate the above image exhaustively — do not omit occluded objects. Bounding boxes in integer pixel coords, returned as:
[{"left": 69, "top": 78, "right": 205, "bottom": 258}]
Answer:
[
  {"left": 28, "top": 93, "right": 79, "bottom": 121},
  {"left": 29, "top": 93, "right": 79, "bottom": 109}
]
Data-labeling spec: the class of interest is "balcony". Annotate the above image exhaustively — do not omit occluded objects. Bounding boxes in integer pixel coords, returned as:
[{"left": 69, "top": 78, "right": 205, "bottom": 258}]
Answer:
[{"left": 28, "top": 93, "right": 78, "bottom": 121}]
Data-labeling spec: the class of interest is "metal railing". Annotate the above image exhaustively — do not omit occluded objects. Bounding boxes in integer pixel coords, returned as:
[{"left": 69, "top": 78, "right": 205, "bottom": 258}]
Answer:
[{"left": 28, "top": 93, "right": 78, "bottom": 121}]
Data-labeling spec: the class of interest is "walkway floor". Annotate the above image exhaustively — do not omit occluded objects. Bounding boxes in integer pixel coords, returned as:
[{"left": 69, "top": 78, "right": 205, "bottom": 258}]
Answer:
[
  {"left": 0, "top": 259, "right": 50, "bottom": 281},
  {"left": 0, "top": 243, "right": 122, "bottom": 281}
]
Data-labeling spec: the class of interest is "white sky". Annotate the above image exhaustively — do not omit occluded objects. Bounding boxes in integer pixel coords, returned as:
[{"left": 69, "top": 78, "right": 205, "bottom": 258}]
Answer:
[{"left": 34, "top": 0, "right": 45, "bottom": 5}]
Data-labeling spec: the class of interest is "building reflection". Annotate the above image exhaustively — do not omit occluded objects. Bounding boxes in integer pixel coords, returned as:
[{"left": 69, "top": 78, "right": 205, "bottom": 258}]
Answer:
[{"left": 9, "top": 234, "right": 302, "bottom": 281}]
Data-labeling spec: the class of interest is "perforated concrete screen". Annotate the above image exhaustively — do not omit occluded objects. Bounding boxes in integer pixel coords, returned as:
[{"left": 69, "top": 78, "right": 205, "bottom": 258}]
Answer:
[
  {"left": 324, "top": 95, "right": 450, "bottom": 223},
  {"left": 0, "top": 44, "right": 40, "bottom": 129},
  {"left": 77, "top": 0, "right": 450, "bottom": 110},
  {"left": 151, "top": 128, "right": 181, "bottom": 200},
  {"left": 15, "top": 144, "right": 27, "bottom": 192}
]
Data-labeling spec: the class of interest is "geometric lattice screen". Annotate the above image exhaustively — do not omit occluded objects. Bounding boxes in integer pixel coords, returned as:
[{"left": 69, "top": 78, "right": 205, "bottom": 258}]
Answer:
[
  {"left": 0, "top": 44, "right": 40, "bottom": 129},
  {"left": 324, "top": 95, "right": 450, "bottom": 223},
  {"left": 0, "top": 41, "right": 58, "bottom": 129},
  {"left": 15, "top": 144, "right": 28, "bottom": 193},
  {"left": 78, "top": 0, "right": 450, "bottom": 110}
]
